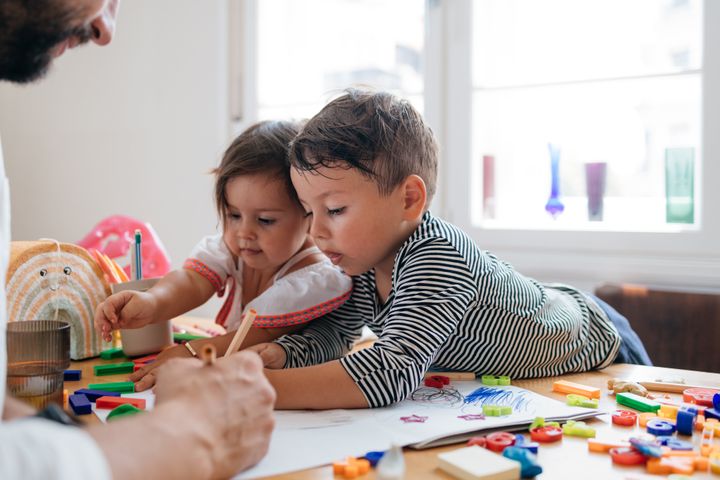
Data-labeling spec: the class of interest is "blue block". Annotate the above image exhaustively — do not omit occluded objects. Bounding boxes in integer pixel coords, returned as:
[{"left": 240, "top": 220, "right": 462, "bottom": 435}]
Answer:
[
  {"left": 503, "top": 446, "right": 542, "bottom": 478},
  {"left": 74, "top": 388, "right": 121, "bottom": 402},
  {"left": 363, "top": 451, "right": 385, "bottom": 467},
  {"left": 647, "top": 419, "right": 675, "bottom": 436},
  {"left": 676, "top": 409, "right": 696, "bottom": 436},
  {"left": 714, "top": 393, "right": 720, "bottom": 411},
  {"left": 69, "top": 394, "right": 92, "bottom": 415},
  {"left": 514, "top": 434, "right": 539, "bottom": 454},
  {"left": 704, "top": 407, "right": 720, "bottom": 421},
  {"left": 63, "top": 369, "right": 82, "bottom": 381}
]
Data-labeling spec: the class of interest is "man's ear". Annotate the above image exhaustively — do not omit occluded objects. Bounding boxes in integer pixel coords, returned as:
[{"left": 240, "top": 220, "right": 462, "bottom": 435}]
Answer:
[{"left": 401, "top": 175, "right": 427, "bottom": 220}]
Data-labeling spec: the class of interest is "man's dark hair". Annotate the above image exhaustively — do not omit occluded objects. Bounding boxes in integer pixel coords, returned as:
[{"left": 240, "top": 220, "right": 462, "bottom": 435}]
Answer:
[
  {"left": 214, "top": 120, "right": 304, "bottom": 225},
  {"left": 0, "top": 1, "right": 93, "bottom": 83},
  {"left": 290, "top": 89, "right": 438, "bottom": 200}
]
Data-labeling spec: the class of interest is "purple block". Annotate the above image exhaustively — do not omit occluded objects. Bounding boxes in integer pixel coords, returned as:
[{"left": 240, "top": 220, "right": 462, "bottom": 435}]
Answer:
[
  {"left": 69, "top": 394, "right": 92, "bottom": 415},
  {"left": 74, "top": 388, "right": 121, "bottom": 402},
  {"left": 63, "top": 369, "right": 82, "bottom": 381}
]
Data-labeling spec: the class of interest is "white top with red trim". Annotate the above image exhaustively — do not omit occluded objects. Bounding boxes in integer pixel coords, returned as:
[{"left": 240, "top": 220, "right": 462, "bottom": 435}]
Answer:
[{"left": 183, "top": 234, "right": 352, "bottom": 330}]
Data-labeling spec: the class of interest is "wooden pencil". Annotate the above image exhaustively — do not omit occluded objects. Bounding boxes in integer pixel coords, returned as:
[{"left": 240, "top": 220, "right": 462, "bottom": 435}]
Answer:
[
  {"left": 224, "top": 309, "right": 257, "bottom": 358},
  {"left": 638, "top": 380, "right": 718, "bottom": 393}
]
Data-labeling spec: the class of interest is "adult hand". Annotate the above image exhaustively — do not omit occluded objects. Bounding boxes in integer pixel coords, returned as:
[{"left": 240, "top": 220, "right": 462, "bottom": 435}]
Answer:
[
  {"left": 245, "top": 342, "right": 287, "bottom": 369},
  {"left": 88, "top": 352, "right": 276, "bottom": 479},
  {"left": 154, "top": 354, "right": 276, "bottom": 477},
  {"left": 94, "top": 290, "right": 157, "bottom": 341}
]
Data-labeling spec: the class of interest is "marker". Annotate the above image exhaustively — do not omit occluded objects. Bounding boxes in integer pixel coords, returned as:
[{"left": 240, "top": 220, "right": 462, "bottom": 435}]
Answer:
[{"left": 134, "top": 229, "right": 142, "bottom": 280}]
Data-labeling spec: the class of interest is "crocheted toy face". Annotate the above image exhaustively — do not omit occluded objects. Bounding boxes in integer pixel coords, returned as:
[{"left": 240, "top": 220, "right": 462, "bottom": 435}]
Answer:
[{"left": 6, "top": 241, "right": 111, "bottom": 359}]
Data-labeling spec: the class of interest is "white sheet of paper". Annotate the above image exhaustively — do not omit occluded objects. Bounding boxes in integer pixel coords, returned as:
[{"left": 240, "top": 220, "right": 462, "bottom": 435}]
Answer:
[{"left": 93, "top": 382, "right": 600, "bottom": 479}]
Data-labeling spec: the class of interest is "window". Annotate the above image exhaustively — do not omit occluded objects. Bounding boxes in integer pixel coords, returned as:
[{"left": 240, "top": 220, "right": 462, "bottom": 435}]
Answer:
[
  {"left": 251, "top": 0, "right": 425, "bottom": 122},
  {"left": 471, "top": 0, "right": 702, "bottom": 232}
]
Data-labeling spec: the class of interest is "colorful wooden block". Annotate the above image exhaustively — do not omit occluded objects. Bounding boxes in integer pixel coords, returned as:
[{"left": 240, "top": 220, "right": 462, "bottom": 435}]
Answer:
[
  {"left": 94, "top": 361, "right": 135, "bottom": 376},
  {"left": 63, "top": 369, "right": 82, "bottom": 381},
  {"left": 69, "top": 393, "right": 92, "bottom": 415},
  {"left": 566, "top": 393, "right": 599, "bottom": 408},
  {"left": 616, "top": 392, "right": 661, "bottom": 412},
  {"left": 552, "top": 380, "right": 600, "bottom": 399},
  {"left": 438, "top": 446, "right": 520, "bottom": 480},
  {"left": 95, "top": 396, "right": 146, "bottom": 410},
  {"left": 74, "top": 388, "right": 121, "bottom": 402},
  {"left": 562, "top": 420, "right": 596, "bottom": 438},
  {"left": 88, "top": 381, "right": 135, "bottom": 393},
  {"left": 106, "top": 403, "right": 144, "bottom": 422},
  {"left": 100, "top": 347, "right": 126, "bottom": 360},
  {"left": 481, "top": 375, "right": 511, "bottom": 386}
]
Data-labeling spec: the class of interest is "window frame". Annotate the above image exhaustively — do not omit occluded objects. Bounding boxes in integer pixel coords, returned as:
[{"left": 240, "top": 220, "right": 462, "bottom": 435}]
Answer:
[
  {"left": 439, "top": 0, "right": 720, "bottom": 287},
  {"left": 234, "top": 0, "right": 720, "bottom": 287}
]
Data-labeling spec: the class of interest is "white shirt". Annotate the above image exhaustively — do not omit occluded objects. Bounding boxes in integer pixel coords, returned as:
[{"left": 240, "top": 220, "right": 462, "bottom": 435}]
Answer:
[{"left": 0, "top": 138, "right": 111, "bottom": 479}]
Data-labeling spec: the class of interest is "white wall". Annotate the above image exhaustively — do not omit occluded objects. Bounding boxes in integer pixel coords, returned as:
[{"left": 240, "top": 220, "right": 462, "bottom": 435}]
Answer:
[{"left": 0, "top": 0, "right": 230, "bottom": 317}]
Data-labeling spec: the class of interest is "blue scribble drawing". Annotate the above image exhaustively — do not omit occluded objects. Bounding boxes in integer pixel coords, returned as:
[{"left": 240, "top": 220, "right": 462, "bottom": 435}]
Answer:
[{"left": 464, "top": 387, "right": 532, "bottom": 413}]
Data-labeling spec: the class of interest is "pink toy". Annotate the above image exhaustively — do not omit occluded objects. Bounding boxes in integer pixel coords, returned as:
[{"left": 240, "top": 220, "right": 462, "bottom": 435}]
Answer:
[{"left": 78, "top": 215, "right": 171, "bottom": 279}]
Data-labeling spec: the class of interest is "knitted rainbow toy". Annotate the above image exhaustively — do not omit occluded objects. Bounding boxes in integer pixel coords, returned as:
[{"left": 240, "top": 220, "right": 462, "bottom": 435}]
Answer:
[{"left": 6, "top": 241, "right": 111, "bottom": 359}]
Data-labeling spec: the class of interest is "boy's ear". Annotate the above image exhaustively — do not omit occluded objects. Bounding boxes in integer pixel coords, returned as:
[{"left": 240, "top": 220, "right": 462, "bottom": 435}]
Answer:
[{"left": 401, "top": 174, "right": 427, "bottom": 220}]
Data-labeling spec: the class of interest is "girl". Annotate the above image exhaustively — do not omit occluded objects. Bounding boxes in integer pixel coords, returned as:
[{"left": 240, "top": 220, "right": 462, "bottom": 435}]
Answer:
[{"left": 94, "top": 120, "right": 352, "bottom": 389}]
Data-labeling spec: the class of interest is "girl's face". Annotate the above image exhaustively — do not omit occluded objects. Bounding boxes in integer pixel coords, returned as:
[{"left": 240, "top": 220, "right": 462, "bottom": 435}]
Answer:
[{"left": 222, "top": 173, "right": 309, "bottom": 273}]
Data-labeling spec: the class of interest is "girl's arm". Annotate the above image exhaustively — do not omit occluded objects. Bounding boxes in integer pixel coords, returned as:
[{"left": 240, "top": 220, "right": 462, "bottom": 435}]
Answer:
[{"left": 149, "top": 269, "right": 216, "bottom": 321}]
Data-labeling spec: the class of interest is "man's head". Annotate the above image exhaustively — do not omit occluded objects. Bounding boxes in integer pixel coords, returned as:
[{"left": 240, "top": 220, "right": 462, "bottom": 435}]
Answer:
[
  {"left": 289, "top": 90, "right": 438, "bottom": 277},
  {"left": 290, "top": 88, "right": 438, "bottom": 203},
  {"left": 0, "top": 0, "right": 119, "bottom": 83}
]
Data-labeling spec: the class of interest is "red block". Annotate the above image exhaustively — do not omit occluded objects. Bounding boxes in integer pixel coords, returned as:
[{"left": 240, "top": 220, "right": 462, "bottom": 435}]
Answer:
[{"left": 96, "top": 396, "right": 146, "bottom": 410}]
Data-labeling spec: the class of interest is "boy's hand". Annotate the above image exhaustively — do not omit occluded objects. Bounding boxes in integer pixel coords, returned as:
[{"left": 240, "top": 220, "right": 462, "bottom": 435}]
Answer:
[
  {"left": 129, "top": 344, "right": 192, "bottom": 391},
  {"left": 245, "top": 342, "right": 286, "bottom": 369},
  {"left": 94, "top": 291, "right": 158, "bottom": 342}
]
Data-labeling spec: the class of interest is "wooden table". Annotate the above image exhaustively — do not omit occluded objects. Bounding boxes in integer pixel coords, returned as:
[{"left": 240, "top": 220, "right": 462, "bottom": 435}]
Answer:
[{"left": 68, "top": 358, "right": 720, "bottom": 479}]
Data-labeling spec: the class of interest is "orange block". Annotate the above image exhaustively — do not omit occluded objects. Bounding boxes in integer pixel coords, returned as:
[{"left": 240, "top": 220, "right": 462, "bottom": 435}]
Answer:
[
  {"left": 95, "top": 396, "right": 146, "bottom": 410},
  {"left": 588, "top": 438, "right": 631, "bottom": 453},
  {"left": 646, "top": 457, "right": 694, "bottom": 475},
  {"left": 552, "top": 380, "right": 600, "bottom": 399},
  {"left": 332, "top": 456, "right": 370, "bottom": 478}
]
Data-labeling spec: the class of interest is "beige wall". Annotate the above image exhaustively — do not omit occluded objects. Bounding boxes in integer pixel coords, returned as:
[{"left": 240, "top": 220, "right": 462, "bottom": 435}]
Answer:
[{"left": 0, "top": 0, "right": 231, "bottom": 317}]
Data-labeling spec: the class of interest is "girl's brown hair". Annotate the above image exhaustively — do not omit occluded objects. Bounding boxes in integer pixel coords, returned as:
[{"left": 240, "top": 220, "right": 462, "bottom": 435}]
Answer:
[{"left": 213, "top": 120, "right": 304, "bottom": 224}]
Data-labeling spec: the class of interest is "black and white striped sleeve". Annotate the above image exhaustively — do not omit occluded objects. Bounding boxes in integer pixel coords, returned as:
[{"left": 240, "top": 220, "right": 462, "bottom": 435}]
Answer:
[
  {"left": 339, "top": 239, "right": 476, "bottom": 407},
  {"left": 273, "top": 295, "right": 365, "bottom": 368}
]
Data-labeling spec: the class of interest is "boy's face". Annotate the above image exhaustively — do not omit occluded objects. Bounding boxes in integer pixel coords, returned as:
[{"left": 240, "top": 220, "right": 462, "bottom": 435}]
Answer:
[
  {"left": 291, "top": 164, "right": 408, "bottom": 277},
  {"left": 223, "top": 173, "right": 309, "bottom": 273}
]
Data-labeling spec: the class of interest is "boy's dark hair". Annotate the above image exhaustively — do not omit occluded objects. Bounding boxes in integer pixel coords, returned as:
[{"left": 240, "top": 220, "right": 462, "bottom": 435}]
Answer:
[
  {"left": 214, "top": 120, "right": 303, "bottom": 224},
  {"left": 290, "top": 89, "right": 438, "bottom": 200}
]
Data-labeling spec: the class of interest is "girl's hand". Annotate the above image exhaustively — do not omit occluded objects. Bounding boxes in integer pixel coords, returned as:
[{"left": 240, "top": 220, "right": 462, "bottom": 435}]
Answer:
[
  {"left": 129, "top": 344, "right": 193, "bottom": 391},
  {"left": 245, "top": 342, "right": 286, "bottom": 369},
  {"left": 94, "top": 290, "right": 158, "bottom": 342}
]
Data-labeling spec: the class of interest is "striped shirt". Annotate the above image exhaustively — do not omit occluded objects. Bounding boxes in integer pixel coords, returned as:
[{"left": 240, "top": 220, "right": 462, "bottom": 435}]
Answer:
[{"left": 275, "top": 211, "right": 621, "bottom": 407}]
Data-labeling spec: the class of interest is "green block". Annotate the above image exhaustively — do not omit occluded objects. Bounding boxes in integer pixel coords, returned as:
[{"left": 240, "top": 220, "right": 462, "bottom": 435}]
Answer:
[
  {"left": 481, "top": 375, "right": 511, "bottom": 386},
  {"left": 562, "top": 420, "right": 596, "bottom": 438},
  {"left": 107, "top": 404, "right": 144, "bottom": 422},
  {"left": 173, "top": 332, "right": 205, "bottom": 342},
  {"left": 100, "top": 347, "right": 126, "bottom": 360},
  {"left": 566, "top": 393, "right": 599, "bottom": 409},
  {"left": 616, "top": 392, "right": 660, "bottom": 413},
  {"left": 482, "top": 404, "right": 512, "bottom": 416},
  {"left": 88, "top": 381, "right": 135, "bottom": 393},
  {"left": 94, "top": 362, "right": 135, "bottom": 376}
]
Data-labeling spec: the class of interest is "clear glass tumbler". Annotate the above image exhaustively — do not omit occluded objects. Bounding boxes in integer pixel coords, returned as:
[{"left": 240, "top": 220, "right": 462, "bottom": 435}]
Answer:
[{"left": 6, "top": 320, "right": 70, "bottom": 409}]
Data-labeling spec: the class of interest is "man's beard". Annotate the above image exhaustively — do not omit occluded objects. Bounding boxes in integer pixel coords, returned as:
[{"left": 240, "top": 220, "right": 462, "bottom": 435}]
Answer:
[{"left": 0, "top": 2, "right": 93, "bottom": 84}]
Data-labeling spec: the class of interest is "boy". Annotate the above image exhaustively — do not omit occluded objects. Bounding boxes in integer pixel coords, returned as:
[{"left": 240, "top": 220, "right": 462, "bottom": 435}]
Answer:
[{"left": 253, "top": 89, "right": 651, "bottom": 409}]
